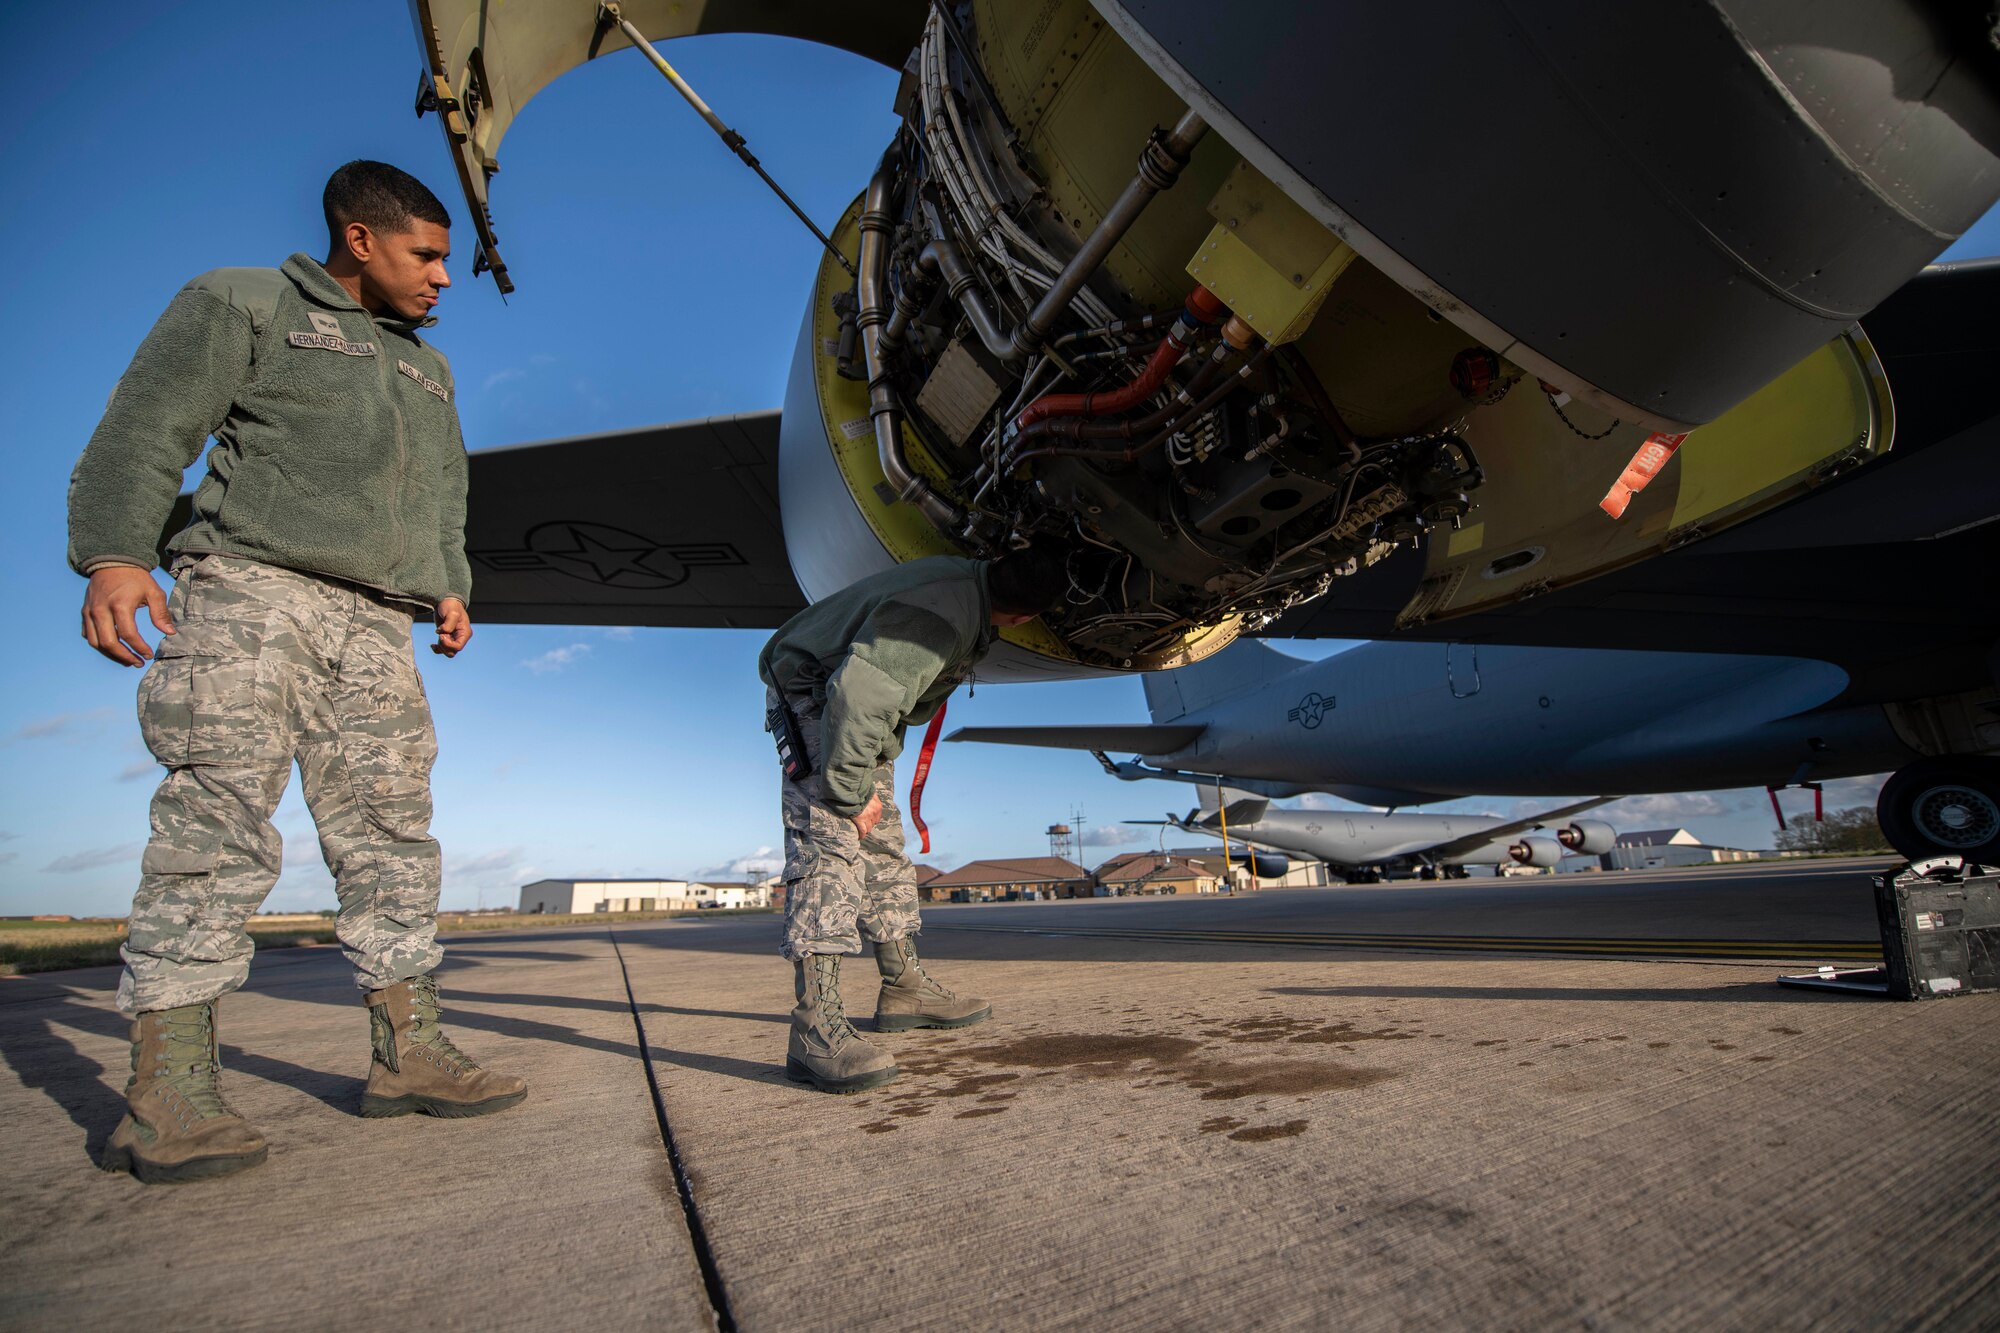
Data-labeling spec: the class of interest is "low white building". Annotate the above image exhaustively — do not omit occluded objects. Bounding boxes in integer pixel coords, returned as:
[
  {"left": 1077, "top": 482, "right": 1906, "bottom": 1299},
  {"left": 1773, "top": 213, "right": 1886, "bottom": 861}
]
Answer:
[
  {"left": 1599, "top": 829, "right": 1764, "bottom": 871},
  {"left": 696, "top": 882, "right": 773, "bottom": 910},
  {"left": 518, "top": 878, "right": 773, "bottom": 914},
  {"left": 518, "top": 879, "right": 691, "bottom": 915}
]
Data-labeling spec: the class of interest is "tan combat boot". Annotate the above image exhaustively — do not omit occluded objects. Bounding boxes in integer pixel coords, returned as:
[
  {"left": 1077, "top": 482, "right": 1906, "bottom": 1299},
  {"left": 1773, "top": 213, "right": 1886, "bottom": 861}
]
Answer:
[
  {"left": 873, "top": 937, "right": 991, "bottom": 1032},
  {"left": 101, "top": 1001, "right": 268, "bottom": 1184},
  {"left": 787, "top": 954, "right": 899, "bottom": 1093},
  {"left": 361, "top": 974, "right": 528, "bottom": 1118}
]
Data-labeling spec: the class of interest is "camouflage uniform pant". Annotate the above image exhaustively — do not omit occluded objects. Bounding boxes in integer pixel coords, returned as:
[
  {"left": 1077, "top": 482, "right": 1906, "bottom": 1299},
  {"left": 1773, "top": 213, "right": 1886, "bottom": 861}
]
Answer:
[
  {"left": 118, "top": 554, "right": 443, "bottom": 1014},
  {"left": 771, "top": 688, "right": 922, "bottom": 960}
]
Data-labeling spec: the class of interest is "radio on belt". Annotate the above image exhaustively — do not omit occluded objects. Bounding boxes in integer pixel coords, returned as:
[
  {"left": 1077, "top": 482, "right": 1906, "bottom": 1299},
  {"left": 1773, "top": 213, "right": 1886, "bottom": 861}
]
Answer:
[{"left": 1779, "top": 858, "right": 2000, "bottom": 999}]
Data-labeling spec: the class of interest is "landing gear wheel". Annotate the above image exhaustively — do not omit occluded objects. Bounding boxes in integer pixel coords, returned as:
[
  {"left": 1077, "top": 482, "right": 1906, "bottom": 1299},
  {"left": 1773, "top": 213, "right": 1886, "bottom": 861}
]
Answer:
[{"left": 1876, "top": 756, "right": 2000, "bottom": 863}]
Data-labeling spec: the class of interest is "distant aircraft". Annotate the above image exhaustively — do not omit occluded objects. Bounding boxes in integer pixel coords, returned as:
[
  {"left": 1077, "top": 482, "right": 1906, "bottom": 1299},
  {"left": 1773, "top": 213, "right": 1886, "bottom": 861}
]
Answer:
[
  {"left": 1136, "top": 785, "right": 1617, "bottom": 882},
  {"left": 946, "top": 633, "right": 1983, "bottom": 861}
]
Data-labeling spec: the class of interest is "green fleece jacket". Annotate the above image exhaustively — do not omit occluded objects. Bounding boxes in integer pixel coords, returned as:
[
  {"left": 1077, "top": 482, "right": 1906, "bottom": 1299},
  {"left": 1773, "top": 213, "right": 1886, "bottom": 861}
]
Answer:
[
  {"left": 66, "top": 253, "right": 471, "bottom": 607},
  {"left": 760, "top": 557, "right": 997, "bottom": 816}
]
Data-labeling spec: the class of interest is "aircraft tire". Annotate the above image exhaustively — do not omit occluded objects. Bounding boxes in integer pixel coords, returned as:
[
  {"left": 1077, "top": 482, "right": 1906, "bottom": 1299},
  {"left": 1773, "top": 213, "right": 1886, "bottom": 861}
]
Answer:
[{"left": 1876, "top": 756, "right": 2000, "bottom": 863}]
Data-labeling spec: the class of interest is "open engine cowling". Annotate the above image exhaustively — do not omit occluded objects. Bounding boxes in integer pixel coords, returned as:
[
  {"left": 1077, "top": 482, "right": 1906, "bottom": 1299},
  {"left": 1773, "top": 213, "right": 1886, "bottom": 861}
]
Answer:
[
  {"left": 1555, "top": 819, "right": 1616, "bottom": 857},
  {"left": 1508, "top": 836, "right": 1565, "bottom": 869}
]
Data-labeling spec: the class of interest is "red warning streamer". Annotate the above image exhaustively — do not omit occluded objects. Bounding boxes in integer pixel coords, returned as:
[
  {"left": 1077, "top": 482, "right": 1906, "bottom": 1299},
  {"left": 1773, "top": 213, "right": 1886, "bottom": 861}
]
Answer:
[
  {"left": 1600, "top": 431, "right": 1690, "bottom": 519},
  {"left": 908, "top": 702, "right": 948, "bottom": 855}
]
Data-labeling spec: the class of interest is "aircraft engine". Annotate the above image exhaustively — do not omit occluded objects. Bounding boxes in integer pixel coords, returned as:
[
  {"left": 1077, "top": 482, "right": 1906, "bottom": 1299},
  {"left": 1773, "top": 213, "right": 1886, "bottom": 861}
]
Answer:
[
  {"left": 409, "top": 0, "right": 2000, "bottom": 675},
  {"left": 1555, "top": 819, "right": 1616, "bottom": 857},
  {"left": 1508, "top": 836, "right": 1565, "bottom": 869},
  {"left": 1228, "top": 849, "right": 1289, "bottom": 880}
]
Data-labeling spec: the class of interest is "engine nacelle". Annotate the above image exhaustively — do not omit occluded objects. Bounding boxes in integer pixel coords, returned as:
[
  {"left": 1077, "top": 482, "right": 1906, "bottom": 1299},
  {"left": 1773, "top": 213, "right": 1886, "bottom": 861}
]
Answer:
[
  {"left": 1555, "top": 819, "right": 1616, "bottom": 856},
  {"left": 1228, "top": 849, "right": 1289, "bottom": 880},
  {"left": 1508, "top": 836, "right": 1565, "bottom": 869}
]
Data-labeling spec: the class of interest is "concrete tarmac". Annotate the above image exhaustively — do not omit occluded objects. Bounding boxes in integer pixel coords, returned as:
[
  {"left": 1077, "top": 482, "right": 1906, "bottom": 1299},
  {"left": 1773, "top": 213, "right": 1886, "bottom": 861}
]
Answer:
[{"left": 3, "top": 858, "right": 1995, "bottom": 1330}]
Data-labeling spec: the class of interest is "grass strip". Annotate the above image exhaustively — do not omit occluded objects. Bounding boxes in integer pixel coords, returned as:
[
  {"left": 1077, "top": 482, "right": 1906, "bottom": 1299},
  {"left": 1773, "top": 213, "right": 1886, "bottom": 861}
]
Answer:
[{"left": 0, "top": 907, "right": 775, "bottom": 977}]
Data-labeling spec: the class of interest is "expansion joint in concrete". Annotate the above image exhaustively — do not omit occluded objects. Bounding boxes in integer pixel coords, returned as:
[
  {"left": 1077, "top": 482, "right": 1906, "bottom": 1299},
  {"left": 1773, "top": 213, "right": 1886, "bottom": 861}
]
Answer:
[{"left": 608, "top": 927, "right": 738, "bottom": 1333}]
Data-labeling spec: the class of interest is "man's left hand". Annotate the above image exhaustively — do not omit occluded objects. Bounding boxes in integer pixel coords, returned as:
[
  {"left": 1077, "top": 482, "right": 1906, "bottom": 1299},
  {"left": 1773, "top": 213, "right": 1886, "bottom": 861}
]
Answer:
[{"left": 433, "top": 598, "right": 473, "bottom": 656}]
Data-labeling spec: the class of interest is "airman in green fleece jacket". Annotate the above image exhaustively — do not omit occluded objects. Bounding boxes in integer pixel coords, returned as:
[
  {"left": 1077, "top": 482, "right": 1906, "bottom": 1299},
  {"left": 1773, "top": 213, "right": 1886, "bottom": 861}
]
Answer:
[
  {"left": 758, "top": 549, "right": 1067, "bottom": 1093},
  {"left": 68, "top": 162, "right": 523, "bottom": 1187}
]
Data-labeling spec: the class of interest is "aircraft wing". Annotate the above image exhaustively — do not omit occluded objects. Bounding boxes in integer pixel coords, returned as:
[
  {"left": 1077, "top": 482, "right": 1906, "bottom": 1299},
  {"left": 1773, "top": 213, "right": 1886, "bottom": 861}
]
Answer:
[
  {"left": 946, "top": 724, "right": 1206, "bottom": 755},
  {"left": 157, "top": 410, "right": 808, "bottom": 629},
  {"left": 1426, "top": 797, "right": 1616, "bottom": 861},
  {"left": 461, "top": 411, "right": 806, "bottom": 628}
]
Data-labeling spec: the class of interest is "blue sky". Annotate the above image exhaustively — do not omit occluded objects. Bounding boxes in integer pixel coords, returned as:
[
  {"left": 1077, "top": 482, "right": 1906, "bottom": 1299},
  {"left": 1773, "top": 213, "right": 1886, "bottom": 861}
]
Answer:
[{"left": 3, "top": 2, "right": 1996, "bottom": 916}]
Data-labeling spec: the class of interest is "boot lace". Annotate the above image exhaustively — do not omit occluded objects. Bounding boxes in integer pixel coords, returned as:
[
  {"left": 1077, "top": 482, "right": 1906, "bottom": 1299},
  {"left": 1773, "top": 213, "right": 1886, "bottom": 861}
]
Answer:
[
  {"left": 895, "top": 944, "right": 955, "bottom": 998},
  {"left": 156, "top": 1007, "right": 232, "bottom": 1118},
  {"left": 404, "top": 975, "right": 479, "bottom": 1072},
  {"left": 812, "top": 956, "right": 860, "bottom": 1049}
]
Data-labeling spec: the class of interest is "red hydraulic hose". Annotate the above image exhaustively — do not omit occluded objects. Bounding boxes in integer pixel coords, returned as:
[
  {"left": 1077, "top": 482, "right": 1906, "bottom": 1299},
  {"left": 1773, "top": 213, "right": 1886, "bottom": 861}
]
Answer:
[
  {"left": 1016, "top": 336, "right": 1184, "bottom": 428},
  {"left": 1014, "top": 285, "right": 1229, "bottom": 431}
]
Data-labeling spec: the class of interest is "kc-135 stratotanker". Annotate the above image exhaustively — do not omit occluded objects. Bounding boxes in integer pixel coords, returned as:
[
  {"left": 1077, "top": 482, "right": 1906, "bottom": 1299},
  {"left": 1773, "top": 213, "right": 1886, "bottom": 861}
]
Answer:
[{"left": 363, "top": 2, "right": 2000, "bottom": 864}]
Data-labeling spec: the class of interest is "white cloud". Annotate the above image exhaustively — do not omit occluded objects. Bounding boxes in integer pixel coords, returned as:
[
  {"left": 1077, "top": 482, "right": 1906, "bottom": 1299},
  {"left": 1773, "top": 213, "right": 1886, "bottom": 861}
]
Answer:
[
  {"left": 7, "top": 708, "right": 115, "bottom": 744},
  {"left": 481, "top": 367, "right": 527, "bottom": 392},
  {"left": 1600, "top": 792, "right": 1734, "bottom": 823},
  {"left": 1079, "top": 823, "right": 1143, "bottom": 847},
  {"left": 117, "top": 759, "right": 158, "bottom": 782},
  {"left": 696, "top": 846, "right": 785, "bottom": 879},
  {"left": 522, "top": 643, "right": 592, "bottom": 675},
  {"left": 0, "top": 852, "right": 17, "bottom": 867},
  {"left": 43, "top": 843, "right": 142, "bottom": 873},
  {"left": 447, "top": 847, "right": 536, "bottom": 885},
  {"left": 602, "top": 626, "right": 637, "bottom": 642}
]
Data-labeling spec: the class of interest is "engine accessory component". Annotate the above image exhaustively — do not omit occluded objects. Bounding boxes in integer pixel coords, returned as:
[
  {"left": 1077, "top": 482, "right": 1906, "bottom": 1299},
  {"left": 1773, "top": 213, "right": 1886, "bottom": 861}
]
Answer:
[
  {"left": 1186, "top": 159, "right": 1358, "bottom": 346},
  {"left": 916, "top": 338, "right": 1008, "bottom": 448}
]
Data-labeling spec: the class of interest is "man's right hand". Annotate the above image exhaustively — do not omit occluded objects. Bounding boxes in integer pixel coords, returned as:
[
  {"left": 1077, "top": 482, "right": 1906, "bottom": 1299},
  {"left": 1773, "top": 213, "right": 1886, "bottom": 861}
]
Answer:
[
  {"left": 852, "top": 793, "right": 884, "bottom": 840},
  {"left": 82, "top": 566, "right": 174, "bottom": 667}
]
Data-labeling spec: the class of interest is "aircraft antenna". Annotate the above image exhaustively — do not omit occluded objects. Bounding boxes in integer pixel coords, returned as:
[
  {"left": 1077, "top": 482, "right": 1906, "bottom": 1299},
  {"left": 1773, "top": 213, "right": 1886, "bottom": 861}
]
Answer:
[{"left": 596, "top": 4, "right": 857, "bottom": 276}]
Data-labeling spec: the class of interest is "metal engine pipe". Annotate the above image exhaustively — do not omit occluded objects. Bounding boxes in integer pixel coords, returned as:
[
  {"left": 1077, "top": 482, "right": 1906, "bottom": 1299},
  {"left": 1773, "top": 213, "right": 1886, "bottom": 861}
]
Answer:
[
  {"left": 857, "top": 147, "right": 970, "bottom": 538},
  {"left": 1007, "top": 109, "right": 1209, "bottom": 363}
]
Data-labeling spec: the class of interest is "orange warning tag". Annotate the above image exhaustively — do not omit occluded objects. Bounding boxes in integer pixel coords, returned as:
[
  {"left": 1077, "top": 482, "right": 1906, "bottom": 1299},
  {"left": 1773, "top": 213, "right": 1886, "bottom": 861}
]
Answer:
[{"left": 1599, "top": 432, "right": 1690, "bottom": 519}]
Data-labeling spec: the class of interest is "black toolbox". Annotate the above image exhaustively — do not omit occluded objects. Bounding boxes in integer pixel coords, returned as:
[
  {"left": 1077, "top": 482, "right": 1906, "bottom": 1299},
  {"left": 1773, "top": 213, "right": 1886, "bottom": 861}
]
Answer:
[
  {"left": 1874, "top": 861, "right": 2000, "bottom": 999},
  {"left": 1778, "top": 859, "right": 2000, "bottom": 999}
]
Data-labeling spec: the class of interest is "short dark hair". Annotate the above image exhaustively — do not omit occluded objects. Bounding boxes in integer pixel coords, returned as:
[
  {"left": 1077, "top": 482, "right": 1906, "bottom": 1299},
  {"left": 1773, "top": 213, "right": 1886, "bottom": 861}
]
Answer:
[
  {"left": 987, "top": 546, "right": 1070, "bottom": 616},
  {"left": 323, "top": 160, "right": 451, "bottom": 242}
]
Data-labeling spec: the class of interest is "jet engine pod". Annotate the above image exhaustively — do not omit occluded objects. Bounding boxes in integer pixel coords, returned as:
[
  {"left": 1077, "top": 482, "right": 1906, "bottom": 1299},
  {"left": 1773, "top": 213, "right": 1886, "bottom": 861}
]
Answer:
[
  {"left": 1228, "top": 849, "right": 1289, "bottom": 879},
  {"left": 1555, "top": 819, "right": 1616, "bottom": 857},
  {"left": 1097, "top": 0, "right": 2000, "bottom": 431},
  {"left": 1508, "top": 836, "right": 1565, "bottom": 869}
]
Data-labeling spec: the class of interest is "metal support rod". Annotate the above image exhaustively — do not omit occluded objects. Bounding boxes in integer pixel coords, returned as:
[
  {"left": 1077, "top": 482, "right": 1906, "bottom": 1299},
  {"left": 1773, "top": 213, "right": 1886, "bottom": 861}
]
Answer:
[
  {"left": 1216, "top": 777, "right": 1234, "bottom": 894},
  {"left": 599, "top": 3, "right": 855, "bottom": 275}
]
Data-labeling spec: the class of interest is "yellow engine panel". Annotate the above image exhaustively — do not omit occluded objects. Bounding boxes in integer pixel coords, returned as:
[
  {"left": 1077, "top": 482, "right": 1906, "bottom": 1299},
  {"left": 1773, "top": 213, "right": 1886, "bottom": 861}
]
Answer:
[{"left": 1400, "top": 331, "right": 1895, "bottom": 626}]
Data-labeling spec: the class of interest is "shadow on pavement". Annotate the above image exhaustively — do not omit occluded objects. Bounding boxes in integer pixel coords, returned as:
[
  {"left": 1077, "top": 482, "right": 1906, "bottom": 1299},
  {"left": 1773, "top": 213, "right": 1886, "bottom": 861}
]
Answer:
[
  {"left": 0, "top": 985, "right": 126, "bottom": 1162},
  {"left": 1269, "top": 983, "right": 1847, "bottom": 1005},
  {"left": 640, "top": 1036, "right": 791, "bottom": 1090}
]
